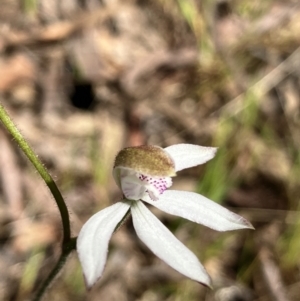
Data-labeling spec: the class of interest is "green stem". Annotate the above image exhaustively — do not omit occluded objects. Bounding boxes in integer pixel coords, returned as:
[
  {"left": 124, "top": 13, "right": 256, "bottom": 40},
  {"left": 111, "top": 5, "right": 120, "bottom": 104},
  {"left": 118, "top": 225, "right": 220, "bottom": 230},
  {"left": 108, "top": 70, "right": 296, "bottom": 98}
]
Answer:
[
  {"left": 0, "top": 103, "right": 75, "bottom": 301},
  {"left": 0, "top": 103, "right": 71, "bottom": 244},
  {"left": 32, "top": 238, "right": 77, "bottom": 301}
]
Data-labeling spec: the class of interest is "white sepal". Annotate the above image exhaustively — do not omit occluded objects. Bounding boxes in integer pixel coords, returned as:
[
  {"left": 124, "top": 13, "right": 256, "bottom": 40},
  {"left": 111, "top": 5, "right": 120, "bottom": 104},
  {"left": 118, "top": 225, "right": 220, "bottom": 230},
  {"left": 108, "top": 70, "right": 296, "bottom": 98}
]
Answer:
[
  {"left": 164, "top": 144, "right": 217, "bottom": 171},
  {"left": 77, "top": 201, "right": 131, "bottom": 287},
  {"left": 144, "top": 190, "right": 253, "bottom": 231},
  {"left": 131, "top": 201, "right": 212, "bottom": 287}
]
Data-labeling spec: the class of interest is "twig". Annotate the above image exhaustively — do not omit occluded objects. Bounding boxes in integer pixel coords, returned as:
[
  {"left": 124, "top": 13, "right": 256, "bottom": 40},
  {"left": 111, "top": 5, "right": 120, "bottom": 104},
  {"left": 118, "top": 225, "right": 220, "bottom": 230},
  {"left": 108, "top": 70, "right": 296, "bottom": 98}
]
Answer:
[
  {"left": 258, "top": 246, "right": 290, "bottom": 301},
  {"left": 212, "top": 47, "right": 300, "bottom": 116},
  {"left": 0, "top": 8, "right": 109, "bottom": 51},
  {"left": 213, "top": 46, "right": 300, "bottom": 118},
  {"left": 256, "top": 224, "right": 290, "bottom": 301}
]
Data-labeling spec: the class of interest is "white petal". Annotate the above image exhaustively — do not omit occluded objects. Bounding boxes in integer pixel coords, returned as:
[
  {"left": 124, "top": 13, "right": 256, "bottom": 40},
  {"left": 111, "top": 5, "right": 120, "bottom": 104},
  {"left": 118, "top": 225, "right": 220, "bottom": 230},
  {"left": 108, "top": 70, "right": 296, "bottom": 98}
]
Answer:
[
  {"left": 77, "top": 201, "right": 131, "bottom": 287},
  {"left": 131, "top": 201, "right": 211, "bottom": 287},
  {"left": 143, "top": 190, "right": 253, "bottom": 231},
  {"left": 164, "top": 144, "right": 217, "bottom": 171}
]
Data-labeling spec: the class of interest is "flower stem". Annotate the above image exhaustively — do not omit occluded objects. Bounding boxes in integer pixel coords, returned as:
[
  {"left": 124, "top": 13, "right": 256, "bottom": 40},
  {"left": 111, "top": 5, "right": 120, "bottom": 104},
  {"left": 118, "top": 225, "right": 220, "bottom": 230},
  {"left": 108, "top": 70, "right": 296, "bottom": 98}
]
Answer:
[
  {"left": 0, "top": 103, "right": 71, "bottom": 245},
  {"left": 32, "top": 238, "right": 77, "bottom": 301},
  {"left": 0, "top": 103, "right": 75, "bottom": 300}
]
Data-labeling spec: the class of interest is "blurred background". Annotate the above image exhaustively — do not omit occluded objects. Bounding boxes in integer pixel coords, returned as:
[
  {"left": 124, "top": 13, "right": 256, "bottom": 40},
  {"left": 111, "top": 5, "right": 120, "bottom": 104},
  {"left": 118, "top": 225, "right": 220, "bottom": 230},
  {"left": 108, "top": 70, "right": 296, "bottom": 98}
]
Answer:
[{"left": 0, "top": 0, "right": 299, "bottom": 300}]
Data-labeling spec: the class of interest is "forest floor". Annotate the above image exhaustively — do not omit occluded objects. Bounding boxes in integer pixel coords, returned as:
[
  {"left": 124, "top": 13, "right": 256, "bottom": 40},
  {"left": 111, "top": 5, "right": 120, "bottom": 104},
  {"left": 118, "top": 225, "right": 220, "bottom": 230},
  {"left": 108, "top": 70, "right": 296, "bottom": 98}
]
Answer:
[{"left": 0, "top": 0, "right": 299, "bottom": 300}]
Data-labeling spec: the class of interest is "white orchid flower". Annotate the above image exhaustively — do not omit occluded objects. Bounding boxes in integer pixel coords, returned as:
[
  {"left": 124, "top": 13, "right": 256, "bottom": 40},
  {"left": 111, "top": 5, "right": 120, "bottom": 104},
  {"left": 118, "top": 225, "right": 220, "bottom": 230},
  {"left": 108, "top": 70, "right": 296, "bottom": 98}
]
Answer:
[{"left": 77, "top": 144, "right": 253, "bottom": 288}]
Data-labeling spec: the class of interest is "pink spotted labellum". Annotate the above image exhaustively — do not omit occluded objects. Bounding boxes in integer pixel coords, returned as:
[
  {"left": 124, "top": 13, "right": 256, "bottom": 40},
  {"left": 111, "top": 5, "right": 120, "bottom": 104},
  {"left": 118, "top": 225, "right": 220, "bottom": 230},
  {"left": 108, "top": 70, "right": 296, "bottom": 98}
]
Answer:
[{"left": 77, "top": 144, "right": 253, "bottom": 288}]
